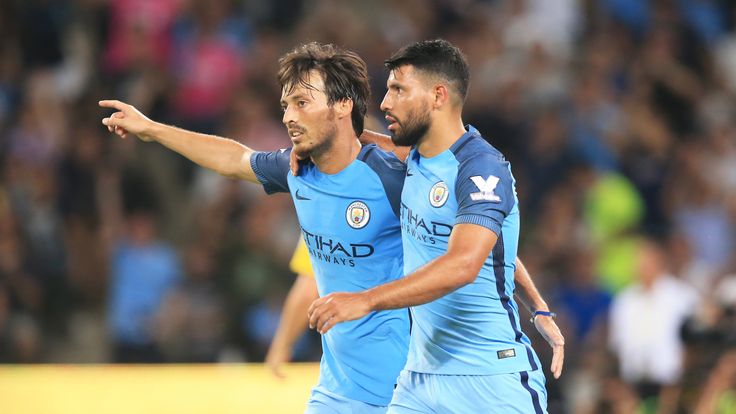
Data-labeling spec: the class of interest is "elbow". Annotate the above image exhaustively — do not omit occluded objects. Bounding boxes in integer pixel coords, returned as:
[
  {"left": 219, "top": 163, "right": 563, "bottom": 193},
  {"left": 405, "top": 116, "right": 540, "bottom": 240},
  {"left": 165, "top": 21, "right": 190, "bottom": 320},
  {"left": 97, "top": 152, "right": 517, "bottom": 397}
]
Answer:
[
  {"left": 221, "top": 148, "right": 250, "bottom": 179},
  {"left": 451, "top": 256, "right": 482, "bottom": 288},
  {"left": 455, "top": 271, "right": 478, "bottom": 287},
  {"left": 220, "top": 169, "right": 240, "bottom": 179}
]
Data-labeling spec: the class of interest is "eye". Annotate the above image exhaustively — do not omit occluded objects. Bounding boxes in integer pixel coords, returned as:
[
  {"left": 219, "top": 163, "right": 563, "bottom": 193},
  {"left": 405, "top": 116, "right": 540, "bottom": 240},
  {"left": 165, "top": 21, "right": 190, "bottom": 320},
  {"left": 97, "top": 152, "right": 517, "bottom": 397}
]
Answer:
[{"left": 298, "top": 100, "right": 308, "bottom": 107}]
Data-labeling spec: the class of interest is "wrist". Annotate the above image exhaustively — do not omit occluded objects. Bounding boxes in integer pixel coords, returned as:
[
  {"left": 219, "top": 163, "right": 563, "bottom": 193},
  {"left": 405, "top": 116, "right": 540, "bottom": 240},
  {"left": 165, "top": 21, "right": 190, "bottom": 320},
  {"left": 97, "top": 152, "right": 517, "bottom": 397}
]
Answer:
[
  {"left": 531, "top": 303, "right": 549, "bottom": 313},
  {"left": 530, "top": 310, "right": 556, "bottom": 323},
  {"left": 362, "top": 290, "right": 378, "bottom": 313},
  {"left": 140, "top": 121, "right": 161, "bottom": 142}
]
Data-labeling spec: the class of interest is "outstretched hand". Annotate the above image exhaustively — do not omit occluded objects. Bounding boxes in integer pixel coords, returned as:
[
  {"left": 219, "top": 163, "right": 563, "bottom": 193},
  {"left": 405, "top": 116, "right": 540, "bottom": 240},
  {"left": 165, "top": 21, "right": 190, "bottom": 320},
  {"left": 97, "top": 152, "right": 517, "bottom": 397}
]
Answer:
[
  {"left": 307, "top": 292, "right": 372, "bottom": 334},
  {"left": 533, "top": 315, "right": 565, "bottom": 379},
  {"left": 99, "top": 100, "right": 154, "bottom": 141}
]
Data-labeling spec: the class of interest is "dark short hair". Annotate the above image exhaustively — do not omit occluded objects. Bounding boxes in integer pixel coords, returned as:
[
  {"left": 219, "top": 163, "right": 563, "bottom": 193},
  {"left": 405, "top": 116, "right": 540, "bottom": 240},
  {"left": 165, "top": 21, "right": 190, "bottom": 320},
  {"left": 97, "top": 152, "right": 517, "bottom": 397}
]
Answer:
[
  {"left": 278, "top": 42, "right": 370, "bottom": 136},
  {"left": 385, "top": 39, "right": 470, "bottom": 103}
]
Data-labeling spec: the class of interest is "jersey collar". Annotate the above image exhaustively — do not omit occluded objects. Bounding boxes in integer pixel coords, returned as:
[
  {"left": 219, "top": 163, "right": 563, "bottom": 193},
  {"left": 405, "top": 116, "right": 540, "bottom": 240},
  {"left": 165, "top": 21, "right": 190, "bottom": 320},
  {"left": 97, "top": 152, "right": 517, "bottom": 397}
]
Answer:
[{"left": 448, "top": 125, "right": 481, "bottom": 154}]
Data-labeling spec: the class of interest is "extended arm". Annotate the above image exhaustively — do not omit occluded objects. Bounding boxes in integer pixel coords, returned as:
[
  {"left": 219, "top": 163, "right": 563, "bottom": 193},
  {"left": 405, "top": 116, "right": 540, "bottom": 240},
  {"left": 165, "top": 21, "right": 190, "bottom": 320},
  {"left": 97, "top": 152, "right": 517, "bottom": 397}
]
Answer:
[
  {"left": 100, "top": 100, "right": 258, "bottom": 181},
  {"left": 265, "top": 274, "right": 319, "bottom": 378},
  {"left": 308, "top": 223, "right": 494, "bottom": 329}
]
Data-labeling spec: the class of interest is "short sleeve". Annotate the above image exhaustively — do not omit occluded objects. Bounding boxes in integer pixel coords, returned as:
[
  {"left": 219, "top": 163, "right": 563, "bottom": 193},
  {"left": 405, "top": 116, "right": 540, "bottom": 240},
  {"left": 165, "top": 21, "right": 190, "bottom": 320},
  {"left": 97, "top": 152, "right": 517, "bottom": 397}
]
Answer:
[
  {"left": 250, "top": 149, "right": 291, "bottom": 194},
  {"left": 454, "top": 153, "right": 516, "bottom": 236},
  {"left": 358, "top": 145, "right": 406, "bottom": 219}
]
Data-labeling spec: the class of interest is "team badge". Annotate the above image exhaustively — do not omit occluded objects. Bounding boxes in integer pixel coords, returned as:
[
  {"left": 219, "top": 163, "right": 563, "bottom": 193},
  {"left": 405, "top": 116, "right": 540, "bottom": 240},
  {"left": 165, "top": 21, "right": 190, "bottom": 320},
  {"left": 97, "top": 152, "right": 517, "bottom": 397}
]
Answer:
[
  {"left": 429, "top": 181, "right": 449, "bottom": 208},
  {"left": 346, "top": 201, "right": 370, "bottom": 229}
]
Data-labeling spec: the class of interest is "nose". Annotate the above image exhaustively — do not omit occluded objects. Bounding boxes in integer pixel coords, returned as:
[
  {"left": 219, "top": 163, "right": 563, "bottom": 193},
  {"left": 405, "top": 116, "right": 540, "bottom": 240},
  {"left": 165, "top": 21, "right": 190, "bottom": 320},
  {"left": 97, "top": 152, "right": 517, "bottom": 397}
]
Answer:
[
  {"left": 282, "top": 105, "right": 297, "bottom": 126},
  {"left": 380, "top": 91, "right": 391, "bottom": 113}
]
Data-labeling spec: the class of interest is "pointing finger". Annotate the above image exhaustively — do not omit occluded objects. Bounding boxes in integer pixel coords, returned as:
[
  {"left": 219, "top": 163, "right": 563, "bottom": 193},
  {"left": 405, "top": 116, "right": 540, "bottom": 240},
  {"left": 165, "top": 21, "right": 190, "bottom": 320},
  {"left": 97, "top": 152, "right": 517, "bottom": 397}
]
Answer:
[{"left": 98, "top": 100, "right": 127, "bottom": 111}]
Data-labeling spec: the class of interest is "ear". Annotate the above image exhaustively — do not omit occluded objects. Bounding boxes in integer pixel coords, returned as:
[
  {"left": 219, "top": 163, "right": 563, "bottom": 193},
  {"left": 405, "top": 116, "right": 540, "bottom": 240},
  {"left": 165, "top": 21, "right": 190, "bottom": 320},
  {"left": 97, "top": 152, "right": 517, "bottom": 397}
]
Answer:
[
  {"left": 432, "top": 84, "right": 451, "bottom": 109},
  {"left": 335, "top": 98, "right": 354, "bottom": 118}
]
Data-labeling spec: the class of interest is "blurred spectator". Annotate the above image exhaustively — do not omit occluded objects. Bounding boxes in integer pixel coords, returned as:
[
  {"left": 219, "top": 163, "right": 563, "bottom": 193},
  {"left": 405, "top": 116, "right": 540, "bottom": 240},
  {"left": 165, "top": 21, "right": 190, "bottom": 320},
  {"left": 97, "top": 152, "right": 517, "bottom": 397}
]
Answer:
[
  {"left": 58, "top": 125, "right": 108, "bottom": 304},
  {"left": 103, "top": 0, "right": 182, "bottom": 75},
  {"left": 169, "top": 0, "right": 249, "bottom": 132},
  {"left": 554, "top": 249, "right": 612, "bottom": 347},
  {"left": 584, "top": 170, "right": 644, "bottom": 292},
  {"left": 609, "top": 237, "right": 700, "bottom": 411},
  {"left": 17, "top": 0, "right": 70, "bottom": 69},
  {"left": 156, "top": 243, "right": 225, "bottom": 362},
  {"left": 108, "top": 210, "right": 182, "bottom": 363},
  {"left": 668, "top": 144, "right": 735, "bottom": 275}
]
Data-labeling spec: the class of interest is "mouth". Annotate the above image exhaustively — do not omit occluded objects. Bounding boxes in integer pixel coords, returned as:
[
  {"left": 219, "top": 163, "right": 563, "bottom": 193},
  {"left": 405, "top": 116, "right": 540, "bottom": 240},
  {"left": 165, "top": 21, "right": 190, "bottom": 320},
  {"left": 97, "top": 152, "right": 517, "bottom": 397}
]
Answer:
[
  {"left": 385, "top": 114, "right": 398, "bottom": 131},
  {"left": 288, "top": 129, "right": 305, "bottom": 142}
]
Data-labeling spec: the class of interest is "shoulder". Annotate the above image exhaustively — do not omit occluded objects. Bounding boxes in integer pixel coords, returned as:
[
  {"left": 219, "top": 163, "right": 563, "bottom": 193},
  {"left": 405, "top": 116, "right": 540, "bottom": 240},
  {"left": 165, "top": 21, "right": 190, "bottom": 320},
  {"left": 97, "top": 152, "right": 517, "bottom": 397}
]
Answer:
[
  {"left": 356, "top": 144, "right": 405, "bottom": 214},
  {"left": 451, "top": 131, "right": 508, "bottom": 172},
  {"left": 254, "top": 147, "right": 292, "bottom": 157},
  {"left": 453, "top": 142, "right": 513, "bottom": 193},
  {"left": 357, "top": 144, "right": 407, "bottom": 176}
]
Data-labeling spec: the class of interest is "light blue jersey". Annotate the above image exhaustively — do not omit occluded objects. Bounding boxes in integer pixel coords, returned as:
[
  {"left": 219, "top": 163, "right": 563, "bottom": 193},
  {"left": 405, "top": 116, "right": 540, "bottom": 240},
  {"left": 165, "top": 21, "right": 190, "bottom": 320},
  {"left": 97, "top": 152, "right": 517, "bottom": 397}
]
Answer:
[
  {"left": 251, "top": 145, "right": 410, "bottom": 407},
  {"left": 401, "top": 126, "right": 542, "bottom": 376}
]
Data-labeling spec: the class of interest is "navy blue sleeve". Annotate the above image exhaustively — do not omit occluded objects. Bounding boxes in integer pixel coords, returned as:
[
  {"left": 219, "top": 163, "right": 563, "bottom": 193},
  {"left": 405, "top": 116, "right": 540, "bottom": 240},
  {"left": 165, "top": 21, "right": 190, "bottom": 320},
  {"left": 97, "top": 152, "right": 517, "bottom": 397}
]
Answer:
[
  {"left": 454, "top": 153, "right": 516, "bottom": 236},
  {"left": 358, "top": 145, "right": 406, "bottom": 219},
  {"left": 250, "top": 149, "right": 291, "bottom": 194}
]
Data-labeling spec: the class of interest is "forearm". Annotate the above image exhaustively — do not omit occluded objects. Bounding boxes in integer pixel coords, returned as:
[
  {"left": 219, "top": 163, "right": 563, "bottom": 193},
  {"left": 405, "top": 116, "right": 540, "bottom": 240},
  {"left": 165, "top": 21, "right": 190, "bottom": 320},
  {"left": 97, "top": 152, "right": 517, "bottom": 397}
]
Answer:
[
  {"left": 144, "top": 122, "right": 255, "bottom": 180},
  {"left": 359, "top": 130, "right": 410, "bottom": 161},
  {"left": 365, "top": 254, "right": 475, "bottom": 311},
  {"left": 514, "top": 257, "right": 549, "bottom": 313}
]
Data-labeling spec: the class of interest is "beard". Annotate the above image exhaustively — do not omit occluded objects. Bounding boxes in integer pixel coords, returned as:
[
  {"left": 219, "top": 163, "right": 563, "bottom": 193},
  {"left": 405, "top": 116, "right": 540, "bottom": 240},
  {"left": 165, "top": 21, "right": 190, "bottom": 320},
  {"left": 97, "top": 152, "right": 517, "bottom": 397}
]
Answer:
[
  {"left": 390, "top": 103, "right": 431, "bottom": 147},
  {"left": 294, "top": 108, "right": 338, "bottom": 159},
  {"left": 308, "top": 122, "right": 337, "bottom": 159}
]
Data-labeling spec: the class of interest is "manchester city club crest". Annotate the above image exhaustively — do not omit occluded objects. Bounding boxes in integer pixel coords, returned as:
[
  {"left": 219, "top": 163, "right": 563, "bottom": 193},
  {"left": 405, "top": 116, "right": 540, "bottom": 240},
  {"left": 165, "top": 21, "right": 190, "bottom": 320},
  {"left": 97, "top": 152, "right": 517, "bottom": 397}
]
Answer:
[
  {"left": 346, "top": 201, "right": 370, "bottom": 229},
  {"left": 429, "top": 181, "right": 449, "bottom": 207}
]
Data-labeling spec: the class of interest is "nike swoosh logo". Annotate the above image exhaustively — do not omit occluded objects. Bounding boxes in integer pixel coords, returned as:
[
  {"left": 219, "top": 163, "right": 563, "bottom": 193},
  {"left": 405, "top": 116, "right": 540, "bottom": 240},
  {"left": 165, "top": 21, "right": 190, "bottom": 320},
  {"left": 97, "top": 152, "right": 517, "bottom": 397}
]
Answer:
[
  {"left": 295, "top": 189, "right": 310, "bottom": 201},
  {"left": 406, "top": 170, "right": 414, "bottom": 177}
]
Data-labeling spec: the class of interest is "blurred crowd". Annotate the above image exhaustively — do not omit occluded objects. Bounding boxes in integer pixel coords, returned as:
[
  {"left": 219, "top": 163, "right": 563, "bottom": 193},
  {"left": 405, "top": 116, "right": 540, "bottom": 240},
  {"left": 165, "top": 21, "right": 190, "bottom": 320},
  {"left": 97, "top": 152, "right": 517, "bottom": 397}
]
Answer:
[{"left": 1, "top": 0, "right": 736, "bottom": 412}]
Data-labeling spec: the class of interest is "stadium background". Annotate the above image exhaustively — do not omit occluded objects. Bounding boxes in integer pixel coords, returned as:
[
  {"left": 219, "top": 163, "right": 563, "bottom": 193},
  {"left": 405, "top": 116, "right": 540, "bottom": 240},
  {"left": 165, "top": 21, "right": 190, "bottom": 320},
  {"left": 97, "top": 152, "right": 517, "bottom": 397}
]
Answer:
[{"left": 1, "top": 0, "right": 736, "bottom": 412}]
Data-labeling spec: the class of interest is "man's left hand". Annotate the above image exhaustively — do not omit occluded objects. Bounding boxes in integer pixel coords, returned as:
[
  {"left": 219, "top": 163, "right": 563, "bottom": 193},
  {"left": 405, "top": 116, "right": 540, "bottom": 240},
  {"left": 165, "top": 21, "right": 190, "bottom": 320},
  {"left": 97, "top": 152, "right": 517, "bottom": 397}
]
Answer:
[{"left": 533, "top": 315, "right": 565, "bottom": 379}]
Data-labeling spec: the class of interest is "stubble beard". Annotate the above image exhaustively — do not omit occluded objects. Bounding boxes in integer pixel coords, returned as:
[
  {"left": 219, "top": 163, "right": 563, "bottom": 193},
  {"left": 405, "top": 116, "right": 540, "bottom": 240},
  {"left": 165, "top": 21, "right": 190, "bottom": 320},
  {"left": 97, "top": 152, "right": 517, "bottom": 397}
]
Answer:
[
  {"left": 390, "top": 103, "right": 431, "bottom": 147},
  {"left": 301, "top": 108, "right": 338, "bottom": 161}
]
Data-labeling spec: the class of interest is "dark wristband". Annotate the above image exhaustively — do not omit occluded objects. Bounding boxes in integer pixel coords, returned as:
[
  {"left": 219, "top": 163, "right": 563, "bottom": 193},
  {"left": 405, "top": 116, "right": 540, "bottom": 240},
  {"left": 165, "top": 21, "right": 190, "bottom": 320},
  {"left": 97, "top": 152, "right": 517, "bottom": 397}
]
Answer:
[{"left": 530, "top": 310, "right": 556, "bottom": 323}]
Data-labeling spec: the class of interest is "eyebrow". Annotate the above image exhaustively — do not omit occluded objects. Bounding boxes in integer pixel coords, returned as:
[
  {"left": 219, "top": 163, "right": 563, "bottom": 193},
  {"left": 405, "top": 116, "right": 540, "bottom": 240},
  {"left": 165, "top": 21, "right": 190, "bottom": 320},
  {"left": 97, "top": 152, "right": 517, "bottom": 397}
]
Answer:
[{"left": 280, "top": 93, "right": 310, "bottom": 106}]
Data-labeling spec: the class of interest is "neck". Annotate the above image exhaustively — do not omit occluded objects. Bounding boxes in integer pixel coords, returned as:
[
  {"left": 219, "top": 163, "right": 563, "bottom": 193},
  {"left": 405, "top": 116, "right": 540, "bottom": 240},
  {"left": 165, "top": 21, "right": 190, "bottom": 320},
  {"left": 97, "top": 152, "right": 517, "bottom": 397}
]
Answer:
[
  {"left": 311, "top": 129, "right": 361, "bottom": 174},
  {"left": 416, "top": 112, "right": 466, "bottom": 158}
]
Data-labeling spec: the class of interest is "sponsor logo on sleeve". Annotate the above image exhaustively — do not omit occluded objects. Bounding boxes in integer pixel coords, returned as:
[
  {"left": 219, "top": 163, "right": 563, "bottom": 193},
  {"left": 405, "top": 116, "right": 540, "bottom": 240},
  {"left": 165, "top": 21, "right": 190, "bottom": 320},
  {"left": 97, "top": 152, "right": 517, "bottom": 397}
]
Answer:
[{"left": 469, "top": 176, "right": 501, "bottom": 202}]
